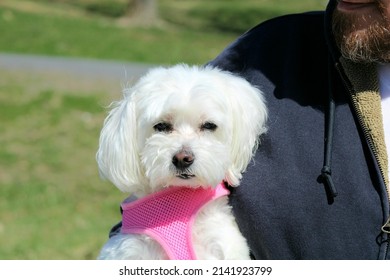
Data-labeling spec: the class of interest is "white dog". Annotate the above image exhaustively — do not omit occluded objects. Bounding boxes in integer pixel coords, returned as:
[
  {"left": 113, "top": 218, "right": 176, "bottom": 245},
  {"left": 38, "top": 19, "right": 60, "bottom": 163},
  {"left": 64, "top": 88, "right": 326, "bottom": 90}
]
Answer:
[{"left": 96, "top": 64, "right": 267, "bottom": 260}]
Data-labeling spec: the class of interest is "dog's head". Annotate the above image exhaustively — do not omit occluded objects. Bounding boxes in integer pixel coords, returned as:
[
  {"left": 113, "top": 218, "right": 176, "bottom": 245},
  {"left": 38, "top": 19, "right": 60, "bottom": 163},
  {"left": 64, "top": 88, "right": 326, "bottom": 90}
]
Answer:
[{"left": 96, "top": 64, "right": 267, "bottom": 195}]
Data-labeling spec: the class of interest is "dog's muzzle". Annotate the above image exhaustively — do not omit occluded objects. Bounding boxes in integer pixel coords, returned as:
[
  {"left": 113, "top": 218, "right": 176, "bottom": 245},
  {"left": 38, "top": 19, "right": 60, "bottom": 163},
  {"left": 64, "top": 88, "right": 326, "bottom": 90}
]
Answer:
[{"left": 173, "top": 149, "right": 195, "bottom": 179}]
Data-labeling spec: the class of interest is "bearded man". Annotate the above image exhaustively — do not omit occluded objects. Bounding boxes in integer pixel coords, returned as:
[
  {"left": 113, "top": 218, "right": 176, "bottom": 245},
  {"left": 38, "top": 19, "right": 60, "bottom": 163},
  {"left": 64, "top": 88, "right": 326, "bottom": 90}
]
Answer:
[{"left": 208, "top": 0, "right": 390, "bottom": 259}]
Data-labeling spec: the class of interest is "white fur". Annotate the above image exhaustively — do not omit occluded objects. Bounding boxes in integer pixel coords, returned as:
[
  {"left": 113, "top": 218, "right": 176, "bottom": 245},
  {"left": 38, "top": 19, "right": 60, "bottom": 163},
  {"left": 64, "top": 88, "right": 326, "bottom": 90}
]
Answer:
[{"left": 96, "top": 64, "right": 267, "bottom": 260}]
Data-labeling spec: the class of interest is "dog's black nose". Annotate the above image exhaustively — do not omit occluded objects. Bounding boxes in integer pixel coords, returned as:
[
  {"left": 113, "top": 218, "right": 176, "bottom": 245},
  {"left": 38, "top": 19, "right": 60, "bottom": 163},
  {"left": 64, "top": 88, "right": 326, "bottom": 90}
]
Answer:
[{"left": 172, "top": 150, "right": 194, "bottom": 169}]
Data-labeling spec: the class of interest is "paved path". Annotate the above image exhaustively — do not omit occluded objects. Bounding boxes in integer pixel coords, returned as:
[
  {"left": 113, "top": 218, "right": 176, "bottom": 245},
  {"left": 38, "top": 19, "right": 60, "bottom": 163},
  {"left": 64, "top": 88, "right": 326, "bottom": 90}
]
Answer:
[{"left": 0, "top": 53, "right": 155, "bottom": 94}]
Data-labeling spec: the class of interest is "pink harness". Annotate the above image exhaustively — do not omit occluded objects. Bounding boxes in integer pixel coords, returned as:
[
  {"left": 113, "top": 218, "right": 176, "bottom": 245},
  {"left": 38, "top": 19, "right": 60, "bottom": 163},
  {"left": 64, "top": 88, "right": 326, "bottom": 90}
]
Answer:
[{"left": 120, "top": 182, "right": 230, "bottom": 260}]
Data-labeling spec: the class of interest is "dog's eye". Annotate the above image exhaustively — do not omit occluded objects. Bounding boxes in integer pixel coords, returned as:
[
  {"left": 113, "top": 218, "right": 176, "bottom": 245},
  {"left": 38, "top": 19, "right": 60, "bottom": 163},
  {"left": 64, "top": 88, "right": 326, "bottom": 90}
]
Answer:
[
  {"left": 200, "top": 122, "right": 218, "bottom": 131},
  {"left": 153, "top": 122, "right": 173, "bottom": 133}
]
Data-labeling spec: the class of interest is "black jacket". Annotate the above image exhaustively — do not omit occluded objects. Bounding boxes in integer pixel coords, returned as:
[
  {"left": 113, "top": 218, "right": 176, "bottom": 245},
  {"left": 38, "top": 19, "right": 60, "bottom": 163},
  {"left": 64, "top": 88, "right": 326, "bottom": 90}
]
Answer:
[{"left": 209, "top": 0, "right": 390, "bottom": 259}]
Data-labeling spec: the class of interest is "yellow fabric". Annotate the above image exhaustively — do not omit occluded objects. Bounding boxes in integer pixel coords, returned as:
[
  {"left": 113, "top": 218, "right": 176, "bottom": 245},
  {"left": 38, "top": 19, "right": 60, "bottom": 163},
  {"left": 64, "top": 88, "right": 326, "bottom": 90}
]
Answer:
[{"left": 340, "top": 58, "right": 389, "bottom": 186}]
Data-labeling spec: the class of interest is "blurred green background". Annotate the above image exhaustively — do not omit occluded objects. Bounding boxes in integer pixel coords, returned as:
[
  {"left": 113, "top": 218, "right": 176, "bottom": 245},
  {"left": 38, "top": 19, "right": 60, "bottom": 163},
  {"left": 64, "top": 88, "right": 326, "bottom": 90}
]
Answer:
[{"left": 0, "top": 0, "right": 327, "bottom": 259}]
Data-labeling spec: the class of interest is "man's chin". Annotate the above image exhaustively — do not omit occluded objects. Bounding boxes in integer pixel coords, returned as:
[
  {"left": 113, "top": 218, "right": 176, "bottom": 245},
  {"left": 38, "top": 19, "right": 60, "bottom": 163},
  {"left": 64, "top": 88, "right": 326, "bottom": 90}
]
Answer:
[{"left": 332, "top": 8, "right": 390, "bottom": 63}]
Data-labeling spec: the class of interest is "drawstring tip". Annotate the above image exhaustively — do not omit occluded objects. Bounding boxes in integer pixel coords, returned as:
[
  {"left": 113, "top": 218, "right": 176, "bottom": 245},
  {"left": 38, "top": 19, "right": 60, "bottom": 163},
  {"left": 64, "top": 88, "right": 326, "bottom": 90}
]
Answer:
[{"left": 321, "top": 167, "right": 338, "bottom": 198}]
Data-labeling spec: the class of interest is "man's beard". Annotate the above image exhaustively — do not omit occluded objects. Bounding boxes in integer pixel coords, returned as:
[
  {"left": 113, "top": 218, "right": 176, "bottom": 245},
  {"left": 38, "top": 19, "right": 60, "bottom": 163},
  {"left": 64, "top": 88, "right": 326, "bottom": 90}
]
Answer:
[{"left": 332, "top": 4, "right": 390, "bottom": 63}]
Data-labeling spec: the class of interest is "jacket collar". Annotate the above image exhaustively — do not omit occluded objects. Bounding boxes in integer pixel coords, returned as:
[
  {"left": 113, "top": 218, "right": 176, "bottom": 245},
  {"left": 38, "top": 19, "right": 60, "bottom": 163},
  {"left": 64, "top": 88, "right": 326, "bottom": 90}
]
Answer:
[{"left": 323, "top": 1, "right": 388, "bottom": 186}]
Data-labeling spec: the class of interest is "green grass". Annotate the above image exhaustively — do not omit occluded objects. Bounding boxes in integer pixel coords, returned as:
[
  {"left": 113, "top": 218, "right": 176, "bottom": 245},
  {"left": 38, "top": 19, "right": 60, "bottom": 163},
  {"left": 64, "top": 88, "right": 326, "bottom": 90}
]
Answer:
[
  {"left": 0, "top": 71, "right": 125, "bottom": 259},
  {"left": 0, "top": 0, "right": 327, "bottom": 259},
  {"left": 0, "top": 6, "right": 234, "bottom": 64},
  {"left": 0, "top": 0, "right": 327, "bottom": 64},
  {"left": 160, "top": 0, "right": 328, "bottom": 34}
]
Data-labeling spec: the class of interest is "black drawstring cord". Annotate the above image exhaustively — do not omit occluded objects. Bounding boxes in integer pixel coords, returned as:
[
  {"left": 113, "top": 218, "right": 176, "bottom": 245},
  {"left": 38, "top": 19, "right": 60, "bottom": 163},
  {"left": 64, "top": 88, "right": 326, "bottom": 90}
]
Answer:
[{"left": 320, "top": 58, "right": 338, "bottom": 199}]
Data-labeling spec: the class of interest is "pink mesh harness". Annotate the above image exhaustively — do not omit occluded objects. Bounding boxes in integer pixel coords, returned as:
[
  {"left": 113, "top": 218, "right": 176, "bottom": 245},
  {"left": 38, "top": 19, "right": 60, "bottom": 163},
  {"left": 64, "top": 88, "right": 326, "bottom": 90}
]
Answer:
[{"left": 120, "top": 182, "right": 230, "bottom": 260}]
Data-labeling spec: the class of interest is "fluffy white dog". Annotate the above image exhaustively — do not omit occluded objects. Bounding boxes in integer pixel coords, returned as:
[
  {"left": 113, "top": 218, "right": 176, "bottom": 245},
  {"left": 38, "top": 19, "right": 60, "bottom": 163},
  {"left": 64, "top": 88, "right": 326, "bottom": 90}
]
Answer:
[{"left": 96, "top": 64, "right": 267, "bottom": 260}]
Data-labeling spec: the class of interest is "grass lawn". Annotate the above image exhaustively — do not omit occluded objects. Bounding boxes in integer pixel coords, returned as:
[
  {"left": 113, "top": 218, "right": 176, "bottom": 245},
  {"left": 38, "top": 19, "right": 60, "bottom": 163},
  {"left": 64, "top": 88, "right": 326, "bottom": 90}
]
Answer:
[
  {"left": 0, "top": 0, "right": 327, "bottom": 259},
  {"left": 0, "top": 69, "right": 125, "bottom": 259},
  {"left": 0, "top": 0, "right": 327, "bottom": 64}
]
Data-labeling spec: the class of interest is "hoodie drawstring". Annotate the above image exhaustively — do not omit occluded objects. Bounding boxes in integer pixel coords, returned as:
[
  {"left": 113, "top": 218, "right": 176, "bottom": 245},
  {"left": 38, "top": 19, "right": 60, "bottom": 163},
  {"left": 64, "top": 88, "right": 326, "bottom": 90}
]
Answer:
[{"left": 320, "top": 57, "right": 338, "bottom": 199}]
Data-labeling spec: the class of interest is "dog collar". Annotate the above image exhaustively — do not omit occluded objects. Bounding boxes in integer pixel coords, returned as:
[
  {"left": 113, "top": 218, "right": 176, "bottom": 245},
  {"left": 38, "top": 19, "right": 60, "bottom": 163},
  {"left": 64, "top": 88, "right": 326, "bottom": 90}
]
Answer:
[{"left": 120, "top": 182, "right": 230, "bottom": 260}]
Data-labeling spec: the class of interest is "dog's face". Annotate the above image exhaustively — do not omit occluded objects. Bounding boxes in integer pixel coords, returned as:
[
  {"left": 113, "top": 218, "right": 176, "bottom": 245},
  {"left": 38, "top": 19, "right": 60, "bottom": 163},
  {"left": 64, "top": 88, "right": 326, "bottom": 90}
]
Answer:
[
  {"left": 97, "top": 65, "right": 267, "bottom": 195},
  {"left": 138, "top": 80, "right": 233, "bottom": 191}
]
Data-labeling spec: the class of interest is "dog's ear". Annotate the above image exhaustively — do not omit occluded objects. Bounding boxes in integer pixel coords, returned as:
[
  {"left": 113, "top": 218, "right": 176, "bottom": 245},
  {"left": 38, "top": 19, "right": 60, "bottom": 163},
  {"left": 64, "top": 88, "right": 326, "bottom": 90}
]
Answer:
[
  {"left": 223, "top": 73, "right": 268, "bottom": 186},
  {"left": 96, "top": 91, "right": 144, "bottom": 193}
]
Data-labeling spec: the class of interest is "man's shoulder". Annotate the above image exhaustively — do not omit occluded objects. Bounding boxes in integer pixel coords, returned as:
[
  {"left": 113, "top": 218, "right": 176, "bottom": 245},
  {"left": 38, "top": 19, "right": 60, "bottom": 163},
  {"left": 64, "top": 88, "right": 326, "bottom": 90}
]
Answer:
[
  {"left": 239, "top": 11, "right": 325, "bottom": 45},
  {"left": 210, "top": 11, "right": 327, "bottom": 74}
]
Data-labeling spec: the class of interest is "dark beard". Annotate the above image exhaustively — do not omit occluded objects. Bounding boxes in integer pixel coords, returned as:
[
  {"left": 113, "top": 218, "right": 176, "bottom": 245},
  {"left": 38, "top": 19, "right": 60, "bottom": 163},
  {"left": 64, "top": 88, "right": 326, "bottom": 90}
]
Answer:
[{"left": 332, "top": 5, "right": 390, "bottom": 63}]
